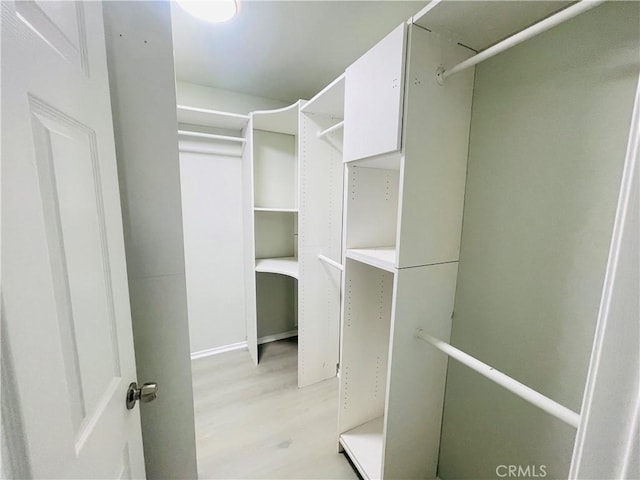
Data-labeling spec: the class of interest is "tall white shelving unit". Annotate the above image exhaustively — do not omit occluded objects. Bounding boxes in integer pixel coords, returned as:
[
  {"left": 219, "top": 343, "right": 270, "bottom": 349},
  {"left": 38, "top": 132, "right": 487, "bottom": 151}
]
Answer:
[
  {"left": 298, "top": 75, "right": 346, "bottom": 387},
  {"left": 243, "top": 96, "right": 346, "bottom": 387},
  {"left": 337, "top": 21, "right": 475, "bottom": 479},
  {"left": 242, "top": 102, "right": 301, "bottom": 366}
]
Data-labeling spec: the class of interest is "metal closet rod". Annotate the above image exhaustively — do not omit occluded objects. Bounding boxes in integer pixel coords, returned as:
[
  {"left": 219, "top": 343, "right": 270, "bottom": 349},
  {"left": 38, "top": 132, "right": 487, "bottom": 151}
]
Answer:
[
  {"left": 415, "top": 329, "right": 581, "bottom": 428},
  {"left": 317, "top": 254, "right": 344, "bottom": 272},
  {"left": 178, "top": 129, "right": 246, "bottom": 143},
  {"left": 438, "top": 0, "right": 607, "bottom": 83},
  {"left": 317, "top": 121, "right": 345, "bottom": 139}
]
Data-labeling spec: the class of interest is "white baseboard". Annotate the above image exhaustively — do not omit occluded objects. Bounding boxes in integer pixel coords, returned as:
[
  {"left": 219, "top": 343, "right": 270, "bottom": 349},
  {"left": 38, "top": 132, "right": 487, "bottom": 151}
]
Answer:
[
  {"left": 257, "top": 329, "right": 298, "bottom": 345},
  {"left": 190, "top": 330, "right": 298, "bottom": 361},
  {"left": 191, "top": 341, "right": 247, "bottom": 360}
]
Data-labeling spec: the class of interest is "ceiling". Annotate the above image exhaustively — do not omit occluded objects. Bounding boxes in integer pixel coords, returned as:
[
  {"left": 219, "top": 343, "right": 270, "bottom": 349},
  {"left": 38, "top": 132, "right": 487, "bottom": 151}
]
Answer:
[{"left": 171, "top": 0, "right": 428, "bottom": 103}]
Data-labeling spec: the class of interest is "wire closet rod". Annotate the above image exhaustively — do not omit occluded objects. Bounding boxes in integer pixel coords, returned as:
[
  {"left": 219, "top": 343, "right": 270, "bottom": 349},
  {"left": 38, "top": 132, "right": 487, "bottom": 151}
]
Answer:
[
  {"left": 437, "top": 0, "right": 606, "bottom": 83},
  {"left": 317, "top": 254, "right": 344, "bottom": 272},
  {"left": 415, "top": 329, "right": 581, "bottom": 428}
]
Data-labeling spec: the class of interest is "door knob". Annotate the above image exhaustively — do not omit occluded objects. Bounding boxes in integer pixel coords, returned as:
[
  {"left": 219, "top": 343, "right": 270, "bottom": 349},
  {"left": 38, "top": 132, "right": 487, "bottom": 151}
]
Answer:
[{"left": 126, "top": 381, "right": 158, "bottom": 410}]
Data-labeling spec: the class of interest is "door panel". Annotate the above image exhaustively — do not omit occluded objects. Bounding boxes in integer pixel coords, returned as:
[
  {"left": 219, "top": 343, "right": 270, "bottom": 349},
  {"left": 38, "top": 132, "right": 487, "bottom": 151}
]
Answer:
[
  {"left": 343, "top": 23, "right": 407, "bottom": 163},
  {"left": 30, "top": 96, "right": 123, "bottom": 447},
  {"left": 14, "top": 0, "right": 88, "bottom": 73},
  {"left": 1, "top": 1, "right": 145, "bottom": 477}
]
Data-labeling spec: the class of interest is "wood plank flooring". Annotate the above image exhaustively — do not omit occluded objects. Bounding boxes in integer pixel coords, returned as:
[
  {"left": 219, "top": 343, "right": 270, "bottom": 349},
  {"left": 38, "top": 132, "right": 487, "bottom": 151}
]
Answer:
[{"left": 191, "top": 338, "right": 358, "bottom": 479}]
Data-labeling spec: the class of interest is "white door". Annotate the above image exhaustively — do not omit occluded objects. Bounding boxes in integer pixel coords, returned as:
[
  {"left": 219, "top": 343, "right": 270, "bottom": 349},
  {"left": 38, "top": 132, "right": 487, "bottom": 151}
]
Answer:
[{"left": 2, "top": 1, "right": 146, "bottom": 478}]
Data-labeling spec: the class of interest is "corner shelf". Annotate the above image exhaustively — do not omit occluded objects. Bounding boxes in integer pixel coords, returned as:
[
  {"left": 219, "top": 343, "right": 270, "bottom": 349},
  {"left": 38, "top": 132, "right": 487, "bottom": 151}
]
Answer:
[
  {"left": 345, "top": 247, "right": 396, "bottom": 272},
  {"left": 252, "top": 101, "right": 302, "bottom": 135},
  {"left": 339, "top": 417, "right": 384, "bottom": 480},
  {"left": 255, "top": 257, "right": 299, "bottom": 279}
]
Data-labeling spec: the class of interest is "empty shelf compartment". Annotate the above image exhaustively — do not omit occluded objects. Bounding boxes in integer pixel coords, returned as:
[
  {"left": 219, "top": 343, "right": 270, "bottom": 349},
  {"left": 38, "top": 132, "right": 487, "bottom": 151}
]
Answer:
[{"left": 340, "top": 417, "right": 384, "bottom": 480}]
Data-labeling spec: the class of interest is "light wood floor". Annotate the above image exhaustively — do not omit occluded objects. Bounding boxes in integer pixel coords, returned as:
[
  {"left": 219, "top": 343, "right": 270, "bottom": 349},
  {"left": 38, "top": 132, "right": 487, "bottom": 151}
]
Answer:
[{"left": 191, "top": 338, "right": 359, "bottom": 479}]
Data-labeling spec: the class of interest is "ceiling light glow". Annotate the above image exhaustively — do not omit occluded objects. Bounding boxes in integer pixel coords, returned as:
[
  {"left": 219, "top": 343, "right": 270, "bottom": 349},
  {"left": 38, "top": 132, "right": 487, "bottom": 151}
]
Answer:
[{"left": 177, "top": 0, "right": 238, "bottom": 24}]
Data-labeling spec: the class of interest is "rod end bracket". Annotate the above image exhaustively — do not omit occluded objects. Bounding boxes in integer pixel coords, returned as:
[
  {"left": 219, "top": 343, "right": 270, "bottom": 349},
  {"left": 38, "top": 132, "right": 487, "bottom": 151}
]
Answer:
[{"left": 436, "top": 67, "right": 445, "bottom": 86}]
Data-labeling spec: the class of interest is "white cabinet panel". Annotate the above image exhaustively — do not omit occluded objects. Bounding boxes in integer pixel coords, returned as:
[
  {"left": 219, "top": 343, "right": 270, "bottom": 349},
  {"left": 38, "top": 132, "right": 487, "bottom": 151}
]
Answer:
[
  {"left": 383, "top": 262, "right": 458, "bottom": 479},
  {"left": 396, "top": 24, "right": 474, "bottom": 267},
  {"left": 343, "top": 23, "right": 407, "bottom": 163},
  {"left": 241, "top": 123, "right": 258, "bottom": 365}
]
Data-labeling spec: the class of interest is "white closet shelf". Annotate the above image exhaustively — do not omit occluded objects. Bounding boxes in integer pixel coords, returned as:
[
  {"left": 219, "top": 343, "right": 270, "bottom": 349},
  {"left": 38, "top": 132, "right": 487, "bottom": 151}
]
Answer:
[
  {"left": 177, "top": 105, "right": 249, "bottom": 130},
  {"left": 254, "top": 207, "right": 299, "bottom": 213},
  {"left": 253, "top": 101, "right": 303, "bottom": 136},
  {"left": 301, "top": 73, "right": 345, "bottom": 117},
  {"left": 346, "top": 247, "right": 396, "bottom": 272},
  {"left": 339, "top": 417, "right": 384, "bottom": 480},
  {"left": 255, "top": 257, "right": 299, "bottom": 279}
]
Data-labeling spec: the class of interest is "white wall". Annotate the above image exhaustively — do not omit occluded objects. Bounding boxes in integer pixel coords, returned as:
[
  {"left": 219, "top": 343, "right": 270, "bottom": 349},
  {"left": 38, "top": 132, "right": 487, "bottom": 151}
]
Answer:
[
  {"left": 437, "top": 3, "right": 639, "bottom": 479},
  {"left": 180, "top": 146, "right": 247, "bottom": 354},
  {"left": 103, "top": 2, "right": 197, "bottom": 478},
  {"left": 176, "top": 80, "right": 287, "bottom": 115}
]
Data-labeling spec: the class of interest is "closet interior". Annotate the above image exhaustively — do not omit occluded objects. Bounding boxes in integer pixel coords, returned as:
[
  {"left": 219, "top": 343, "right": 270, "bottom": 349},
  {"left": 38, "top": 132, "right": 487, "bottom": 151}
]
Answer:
[
  {"left": 180, "top": 84, "right": 346, "bottom": 387},
  {"left": 177, "top": 1, "right": 639, "bottom": 478}
]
